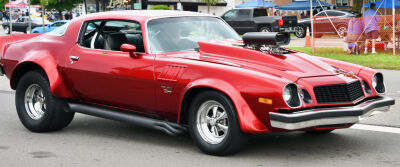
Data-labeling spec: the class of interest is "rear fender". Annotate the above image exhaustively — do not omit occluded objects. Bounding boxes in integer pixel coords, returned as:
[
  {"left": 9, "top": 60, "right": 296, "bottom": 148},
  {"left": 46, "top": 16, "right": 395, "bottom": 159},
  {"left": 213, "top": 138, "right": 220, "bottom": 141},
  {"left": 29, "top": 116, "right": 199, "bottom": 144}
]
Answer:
[
  {"left": 11, "top": 51, "right": 73, "bottom": 98},
  {"left": 178, "top": 78, "right": 269, "bottom": 133}
]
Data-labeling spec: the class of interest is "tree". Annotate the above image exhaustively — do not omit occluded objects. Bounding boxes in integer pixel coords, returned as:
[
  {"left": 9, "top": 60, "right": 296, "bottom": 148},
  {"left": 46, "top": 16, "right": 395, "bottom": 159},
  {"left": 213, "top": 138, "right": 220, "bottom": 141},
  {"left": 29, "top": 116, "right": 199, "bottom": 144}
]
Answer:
[
  {"left": 201, "top": 0, "right": 219, "bottom": 14},
  {"left": 149, "top": 5, "right": 171, "bottom": 10},
  {"left": 31, "top": 0, "right": 82, "bottom": 19},
  {"left": 0, "top": 0, "right": 7, "bottom": 11},
  {"left": 352, "top": 0, "right": 364, "bottom": 13}
]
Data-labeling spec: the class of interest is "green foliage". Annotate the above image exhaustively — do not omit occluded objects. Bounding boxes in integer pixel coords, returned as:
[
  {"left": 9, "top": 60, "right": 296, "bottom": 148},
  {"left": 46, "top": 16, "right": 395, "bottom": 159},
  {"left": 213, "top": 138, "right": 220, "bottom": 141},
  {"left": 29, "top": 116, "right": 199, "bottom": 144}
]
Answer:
[
  {"left": 288, "top": 47, "right": 400, "bottom": 70},
  {"left": 0, "top": 0, "right": 7, "bottom": 11},
  {"left": 202, "top": 0, "right": 219, "bottom": 6},
  {"left": 149, "top": 5, "right": 171, "bottom": 10},
  {"left": 352, "top": 0, "right": 363, "bottom": 13},
  {"left": 31, "top": 0, "right": 82, "bottom": 11}
]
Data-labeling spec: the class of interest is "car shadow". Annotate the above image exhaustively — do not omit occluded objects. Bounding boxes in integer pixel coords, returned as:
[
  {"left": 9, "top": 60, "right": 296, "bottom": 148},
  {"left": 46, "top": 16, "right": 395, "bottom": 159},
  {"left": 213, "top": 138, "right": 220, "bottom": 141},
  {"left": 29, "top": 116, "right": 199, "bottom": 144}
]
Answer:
[{"left": 56, "top": 113, "right": 386, "bottom": 160}]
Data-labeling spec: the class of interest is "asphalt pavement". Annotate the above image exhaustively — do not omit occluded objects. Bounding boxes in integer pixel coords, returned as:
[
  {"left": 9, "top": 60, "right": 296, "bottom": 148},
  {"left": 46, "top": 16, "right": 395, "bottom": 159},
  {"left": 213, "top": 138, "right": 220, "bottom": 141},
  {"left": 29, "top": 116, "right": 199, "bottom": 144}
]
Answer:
[
  {"left": 1, "top": 26, "right": 400, "bottom": 167},
  {"left": 0, "top": 69, "right": 399, "bottom": 166}
]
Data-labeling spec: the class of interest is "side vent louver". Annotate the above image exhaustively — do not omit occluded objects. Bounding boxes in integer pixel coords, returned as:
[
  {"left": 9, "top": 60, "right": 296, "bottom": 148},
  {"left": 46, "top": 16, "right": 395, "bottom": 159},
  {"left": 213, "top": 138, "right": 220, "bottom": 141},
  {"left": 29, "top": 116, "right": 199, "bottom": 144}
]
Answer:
[{"left": 158, "top": 65, "right": 186, "bottom": 82}]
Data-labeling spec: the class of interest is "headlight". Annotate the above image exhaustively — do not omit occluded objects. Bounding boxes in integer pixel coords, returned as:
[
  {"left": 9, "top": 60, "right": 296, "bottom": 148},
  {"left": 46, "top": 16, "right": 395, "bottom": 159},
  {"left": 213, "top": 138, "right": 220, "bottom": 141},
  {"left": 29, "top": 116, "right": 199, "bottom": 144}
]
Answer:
[
  {"left": 282, "top": 83, "right": 301, "bottom": 108},
  {"left": 372, "top": 73, "right": 385, "bottom": 93},
  {"left": 283, "top": 86, "right": 292, "bottom": 101},
  {"left": 372, "top": 75, "right": 377, "bottom": 88}
]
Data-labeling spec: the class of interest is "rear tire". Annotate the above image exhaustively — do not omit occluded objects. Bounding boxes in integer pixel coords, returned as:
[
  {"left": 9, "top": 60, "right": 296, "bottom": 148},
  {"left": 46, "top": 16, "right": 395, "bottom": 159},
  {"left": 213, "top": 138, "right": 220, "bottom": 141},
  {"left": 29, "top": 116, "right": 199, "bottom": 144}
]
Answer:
[
  {"left": 15, "top": 70, "right": 74, "bottom": 132},
  {"left": 259, "top": 26, "right": 271, "bottom": 32},
  {"left": 295, "top": 26, "right": 306, "bottom": 38},
  {"left": 188, "top": 90, "right": 247, "bottom": 156}
]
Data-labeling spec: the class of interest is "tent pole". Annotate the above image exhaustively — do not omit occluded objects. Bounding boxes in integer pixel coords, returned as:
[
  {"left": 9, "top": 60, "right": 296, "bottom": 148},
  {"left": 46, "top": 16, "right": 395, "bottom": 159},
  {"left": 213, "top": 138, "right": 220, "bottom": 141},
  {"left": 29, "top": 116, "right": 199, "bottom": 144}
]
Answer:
[
  {"left": 393, "top": 0, "right": 396, "bottom": 56},
  {"left": 310, "top": 0, "right": 315, "bottom": 53}
]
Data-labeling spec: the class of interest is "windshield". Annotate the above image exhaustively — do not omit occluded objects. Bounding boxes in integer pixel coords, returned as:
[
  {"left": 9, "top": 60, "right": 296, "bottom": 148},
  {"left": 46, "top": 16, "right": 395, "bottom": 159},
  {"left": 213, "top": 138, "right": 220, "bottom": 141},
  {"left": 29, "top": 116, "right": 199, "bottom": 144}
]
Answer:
[{"left": 147, "top": 16, "right": 241, "bottom": 53}]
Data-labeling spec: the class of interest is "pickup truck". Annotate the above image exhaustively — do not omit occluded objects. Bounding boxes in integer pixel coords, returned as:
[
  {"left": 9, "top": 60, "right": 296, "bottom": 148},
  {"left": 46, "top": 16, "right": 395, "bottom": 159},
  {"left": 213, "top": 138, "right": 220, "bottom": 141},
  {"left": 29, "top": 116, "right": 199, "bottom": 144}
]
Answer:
[{"left": 221, "top": 8, "right": 298, "bottom": 34}]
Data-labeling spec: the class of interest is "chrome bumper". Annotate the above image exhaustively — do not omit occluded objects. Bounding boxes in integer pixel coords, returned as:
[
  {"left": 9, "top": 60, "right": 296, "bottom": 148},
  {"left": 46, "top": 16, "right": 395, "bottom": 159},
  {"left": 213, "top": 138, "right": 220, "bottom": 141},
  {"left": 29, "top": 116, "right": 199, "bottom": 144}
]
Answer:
[{"left": 269, "top": 97, "right": 395, "bottom": 130}]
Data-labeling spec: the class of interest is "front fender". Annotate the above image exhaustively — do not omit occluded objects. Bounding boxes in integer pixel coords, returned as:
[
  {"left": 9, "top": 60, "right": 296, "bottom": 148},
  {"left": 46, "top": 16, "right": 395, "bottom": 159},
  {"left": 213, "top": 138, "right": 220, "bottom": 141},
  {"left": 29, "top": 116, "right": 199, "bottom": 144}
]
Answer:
[{"left": 178, "top": 78, "right": 270, "bottom": 133}]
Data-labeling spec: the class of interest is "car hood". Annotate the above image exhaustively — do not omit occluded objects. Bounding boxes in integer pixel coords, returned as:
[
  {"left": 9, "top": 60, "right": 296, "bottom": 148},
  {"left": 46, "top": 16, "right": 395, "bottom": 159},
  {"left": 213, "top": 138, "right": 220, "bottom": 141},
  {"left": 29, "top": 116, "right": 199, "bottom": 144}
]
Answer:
[{"left": 189, "top": 40, "right": 361, "bottom": 82}]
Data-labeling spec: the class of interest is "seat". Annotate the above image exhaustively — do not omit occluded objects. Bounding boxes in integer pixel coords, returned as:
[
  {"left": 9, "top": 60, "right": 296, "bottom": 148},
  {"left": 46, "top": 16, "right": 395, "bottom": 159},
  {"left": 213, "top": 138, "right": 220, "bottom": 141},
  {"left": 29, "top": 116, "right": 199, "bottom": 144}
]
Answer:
[
  {"left": 105, "top": 33, "right": 127, "bottom": 51},
  {"left": 126, "top": 34, "right": 145, "bottom": 53}
]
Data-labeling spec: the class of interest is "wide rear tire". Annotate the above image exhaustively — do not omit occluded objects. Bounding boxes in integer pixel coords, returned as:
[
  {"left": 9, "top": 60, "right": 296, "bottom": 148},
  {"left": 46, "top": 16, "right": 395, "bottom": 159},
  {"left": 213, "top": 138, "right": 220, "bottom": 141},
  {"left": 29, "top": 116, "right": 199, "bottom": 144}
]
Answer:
[
  {"left": 15, "top": 70, "right": 74, "bottom": 132},
  {"left": 188, "top": 90, "right": 248, "bottom": 156}
]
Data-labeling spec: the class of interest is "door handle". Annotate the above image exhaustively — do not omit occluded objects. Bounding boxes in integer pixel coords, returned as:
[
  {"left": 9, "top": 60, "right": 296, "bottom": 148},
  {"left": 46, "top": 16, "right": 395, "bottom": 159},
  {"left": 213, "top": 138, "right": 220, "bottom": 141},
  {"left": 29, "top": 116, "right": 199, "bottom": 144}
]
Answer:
[{"left": 70, "top": 56, "right": 79, "bottom": 61}]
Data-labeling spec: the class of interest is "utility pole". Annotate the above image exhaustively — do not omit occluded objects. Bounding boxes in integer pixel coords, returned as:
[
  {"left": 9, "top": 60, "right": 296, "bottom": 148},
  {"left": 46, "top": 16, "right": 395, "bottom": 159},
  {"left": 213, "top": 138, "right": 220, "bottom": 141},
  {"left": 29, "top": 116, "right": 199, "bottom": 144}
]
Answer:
[
  {"left": 310, "top": 0, "right": 315, "bottom": 54},
  {"left": 9, "top": 0, "right": 12, "bottom": 34},
  {"left": 28, "top": 0, "right": 31, "bottom": 34}
]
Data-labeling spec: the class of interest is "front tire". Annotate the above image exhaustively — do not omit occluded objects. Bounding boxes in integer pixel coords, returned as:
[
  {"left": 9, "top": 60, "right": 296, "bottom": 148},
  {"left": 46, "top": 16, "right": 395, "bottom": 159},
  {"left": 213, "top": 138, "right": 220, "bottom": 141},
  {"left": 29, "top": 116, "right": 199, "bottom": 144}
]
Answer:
[
  {"left": 15, "top": 70, "right": 74, "bottom": 132},
  {"left": 188, "top": 91, "right": 247, "bottom": 156}
]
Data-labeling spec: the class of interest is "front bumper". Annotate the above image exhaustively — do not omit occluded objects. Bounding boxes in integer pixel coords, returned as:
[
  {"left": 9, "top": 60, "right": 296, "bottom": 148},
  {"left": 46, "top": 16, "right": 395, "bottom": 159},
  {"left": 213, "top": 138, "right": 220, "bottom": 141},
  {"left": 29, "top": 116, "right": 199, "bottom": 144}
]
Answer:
[{"left": 269, "top": 97, "right": 395, "bottom": 130}]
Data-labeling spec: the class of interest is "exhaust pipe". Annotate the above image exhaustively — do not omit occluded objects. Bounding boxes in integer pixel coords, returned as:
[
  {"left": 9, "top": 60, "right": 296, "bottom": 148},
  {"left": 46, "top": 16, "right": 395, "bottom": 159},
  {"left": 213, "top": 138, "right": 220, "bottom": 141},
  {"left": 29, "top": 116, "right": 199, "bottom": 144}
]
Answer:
[{"left": 66, "top": 103, "right": 187, "bottom": 136}]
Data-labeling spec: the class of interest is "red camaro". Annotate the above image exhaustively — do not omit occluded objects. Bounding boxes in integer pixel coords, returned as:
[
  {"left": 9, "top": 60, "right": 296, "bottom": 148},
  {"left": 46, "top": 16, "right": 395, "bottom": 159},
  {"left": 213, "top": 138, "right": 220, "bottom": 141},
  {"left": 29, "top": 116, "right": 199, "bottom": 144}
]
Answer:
[{"left": 0, "top": 10, "right": 395, "bottom": 155}]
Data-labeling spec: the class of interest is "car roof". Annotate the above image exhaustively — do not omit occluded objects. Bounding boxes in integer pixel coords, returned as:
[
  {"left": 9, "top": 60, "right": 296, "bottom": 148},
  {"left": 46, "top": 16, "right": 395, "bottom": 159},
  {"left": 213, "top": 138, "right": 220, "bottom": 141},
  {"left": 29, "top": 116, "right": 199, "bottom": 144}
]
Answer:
[{"left": 78, "top": 10, "right": 214, "bottom": 22}]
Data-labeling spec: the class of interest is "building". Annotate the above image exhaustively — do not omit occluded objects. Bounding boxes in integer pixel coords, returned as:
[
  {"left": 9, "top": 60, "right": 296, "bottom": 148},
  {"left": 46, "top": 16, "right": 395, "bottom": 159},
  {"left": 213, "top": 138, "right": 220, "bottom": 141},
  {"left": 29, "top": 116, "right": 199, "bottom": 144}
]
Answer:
[{"left": 83, "top": 0, "right": 360, "bottom": 17}]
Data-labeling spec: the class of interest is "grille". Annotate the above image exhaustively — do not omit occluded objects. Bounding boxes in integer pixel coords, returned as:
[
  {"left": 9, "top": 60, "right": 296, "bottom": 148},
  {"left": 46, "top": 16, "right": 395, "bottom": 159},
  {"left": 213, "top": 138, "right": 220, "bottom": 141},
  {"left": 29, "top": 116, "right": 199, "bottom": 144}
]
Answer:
[{"left": 313, "top": 81, "right": 364, "bottom": 104}]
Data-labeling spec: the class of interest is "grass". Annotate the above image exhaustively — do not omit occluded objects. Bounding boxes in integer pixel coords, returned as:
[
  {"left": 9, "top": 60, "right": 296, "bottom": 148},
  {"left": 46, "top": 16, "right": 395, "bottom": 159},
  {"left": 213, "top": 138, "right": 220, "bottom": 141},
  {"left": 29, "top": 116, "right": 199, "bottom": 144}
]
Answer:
[{"left": 287, "top": 47, "right": 400, "bottom": 70}]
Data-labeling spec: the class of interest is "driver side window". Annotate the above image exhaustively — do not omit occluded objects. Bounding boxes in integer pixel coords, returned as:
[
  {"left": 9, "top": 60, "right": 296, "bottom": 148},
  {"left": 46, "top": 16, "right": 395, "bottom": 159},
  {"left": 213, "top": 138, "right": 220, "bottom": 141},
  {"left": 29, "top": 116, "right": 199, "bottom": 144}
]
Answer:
[
  {"left": 223, "top": 10, "right": 237, "bottom": 19},
  {"left": 79, "top": 20, "right": 145, "bottom": 52}
]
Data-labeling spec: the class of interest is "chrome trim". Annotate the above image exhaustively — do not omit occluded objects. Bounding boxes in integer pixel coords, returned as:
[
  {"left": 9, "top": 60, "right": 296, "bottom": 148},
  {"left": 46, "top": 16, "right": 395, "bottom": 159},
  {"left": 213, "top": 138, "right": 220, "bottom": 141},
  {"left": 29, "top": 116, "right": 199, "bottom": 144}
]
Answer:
[
  {"left": 269, "top": 96, "right": 395, "bottom": 130},
  {"left": 282, "top": 83, "right": 302, "bottom": 109},
  {"left": 372, "top": 72, "right": 386, "bottom": 94}
]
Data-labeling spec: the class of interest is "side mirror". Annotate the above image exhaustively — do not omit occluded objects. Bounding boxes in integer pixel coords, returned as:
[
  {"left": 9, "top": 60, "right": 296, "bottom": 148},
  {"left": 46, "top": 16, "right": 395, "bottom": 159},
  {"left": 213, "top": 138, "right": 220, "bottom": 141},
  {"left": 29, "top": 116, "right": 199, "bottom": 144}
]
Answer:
[{"left": 120, "top": 44, "right": 137, "bottom": 58}]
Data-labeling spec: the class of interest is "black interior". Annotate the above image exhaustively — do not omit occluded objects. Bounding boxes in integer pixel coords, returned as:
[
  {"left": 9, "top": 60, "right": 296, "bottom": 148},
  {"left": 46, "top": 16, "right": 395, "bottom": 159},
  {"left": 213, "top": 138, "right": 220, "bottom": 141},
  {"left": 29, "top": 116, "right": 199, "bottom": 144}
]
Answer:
[{"left": 80, "top": 21, "right": 145, "bottom": 53}]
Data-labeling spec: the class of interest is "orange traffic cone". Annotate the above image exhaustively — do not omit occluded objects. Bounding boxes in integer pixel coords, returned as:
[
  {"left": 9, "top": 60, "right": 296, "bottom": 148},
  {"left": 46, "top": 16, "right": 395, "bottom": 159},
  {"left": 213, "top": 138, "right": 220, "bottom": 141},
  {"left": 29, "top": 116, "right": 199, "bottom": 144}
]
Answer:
[{"left": 304, "top": 27, "right": 311, "bottom": 47}]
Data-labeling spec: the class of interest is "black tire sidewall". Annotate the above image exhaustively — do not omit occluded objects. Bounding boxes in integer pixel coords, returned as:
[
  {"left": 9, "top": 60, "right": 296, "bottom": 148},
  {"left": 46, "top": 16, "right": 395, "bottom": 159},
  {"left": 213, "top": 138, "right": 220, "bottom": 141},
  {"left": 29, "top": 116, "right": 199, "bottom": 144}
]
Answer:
[
  {"left": 259, "top": 26, "right": 271, "bottom": 32},
  {"left": 188, "top": 91, "right": 246, "bottom": 155},
  {"left": 15, "top": 71, "right": 58, "bottom": 132},
  {"left": 295, "top": 26, "right": 306, "bottom": 38}
]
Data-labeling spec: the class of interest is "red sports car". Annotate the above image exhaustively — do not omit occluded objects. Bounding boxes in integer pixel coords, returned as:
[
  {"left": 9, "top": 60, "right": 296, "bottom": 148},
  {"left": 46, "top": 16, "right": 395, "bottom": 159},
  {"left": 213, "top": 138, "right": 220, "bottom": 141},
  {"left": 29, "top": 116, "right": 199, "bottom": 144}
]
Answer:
[{"left": 0, "top": 10, "right": 395, "bottom": 155}]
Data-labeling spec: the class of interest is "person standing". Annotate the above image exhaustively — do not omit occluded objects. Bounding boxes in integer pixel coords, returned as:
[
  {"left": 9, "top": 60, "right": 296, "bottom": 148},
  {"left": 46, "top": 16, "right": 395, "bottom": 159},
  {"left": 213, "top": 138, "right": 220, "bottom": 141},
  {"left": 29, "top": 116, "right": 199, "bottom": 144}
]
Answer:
[
  {"left": 346, "top": 13, "right": 365, "bottom": 54},
  {"left": 363, "top": 3, "right": 380, "bottom": 54}
]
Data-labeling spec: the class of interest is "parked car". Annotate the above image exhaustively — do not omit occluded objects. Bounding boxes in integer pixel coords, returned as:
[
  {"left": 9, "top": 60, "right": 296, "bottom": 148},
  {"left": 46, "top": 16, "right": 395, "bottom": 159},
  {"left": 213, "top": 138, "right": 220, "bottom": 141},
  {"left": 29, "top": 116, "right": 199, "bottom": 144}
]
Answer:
[
  {"left": 295, "top": 10, "right": 355, "bottom": 38},
  {"left": 221, "top": 8, "right": 298, "bottom": 34},
  {"left": 2, "top": 17, "right": 51, "bottom": 34},
  {"left": 31, "top": 20, "right": 69, "bottom": 33},
  {"left": 0, "top": 11, "right": 395, "bottom": 155}
]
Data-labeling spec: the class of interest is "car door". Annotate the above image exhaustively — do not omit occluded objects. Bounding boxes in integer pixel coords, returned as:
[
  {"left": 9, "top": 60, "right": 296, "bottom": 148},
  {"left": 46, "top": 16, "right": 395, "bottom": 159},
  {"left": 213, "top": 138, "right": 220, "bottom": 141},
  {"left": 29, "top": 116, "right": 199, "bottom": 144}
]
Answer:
[
  {"left": 232, "top": 9, "right": 253, "bottom": 33},
  {"left": 221, "top": 9, "right": 238, "bottom": 31},
  {"left": 13, "top": 17, "right": 25, "bottom": 31},
  {"left": 64, "top": 20, "right": 157, "bottom": 115}
]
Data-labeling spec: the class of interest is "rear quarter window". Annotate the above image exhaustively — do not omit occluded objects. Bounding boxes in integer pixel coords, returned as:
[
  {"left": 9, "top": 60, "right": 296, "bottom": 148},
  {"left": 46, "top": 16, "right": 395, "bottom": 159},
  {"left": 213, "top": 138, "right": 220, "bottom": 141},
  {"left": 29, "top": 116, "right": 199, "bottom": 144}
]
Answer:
[{"left": 48, "top": 22, "right": 70, "bottom": 36}]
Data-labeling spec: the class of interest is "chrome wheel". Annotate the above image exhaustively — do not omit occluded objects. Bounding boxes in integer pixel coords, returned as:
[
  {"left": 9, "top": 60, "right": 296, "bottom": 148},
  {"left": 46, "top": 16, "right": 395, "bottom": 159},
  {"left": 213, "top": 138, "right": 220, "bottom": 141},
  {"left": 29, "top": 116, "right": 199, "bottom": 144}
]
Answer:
[
  {"left": 4, "top": 26, "right": 10, "bottom": 34},
  {"left": 338, "top": 26, "right": 347, "bottom": 38},
  {"left": 295, "top": 26, "right": 306, "bottom": 38},
  {"left": 196, "top": 100, "right": 229, "bottom": 144},
  {"left": 24, "top": 84, "right": 46, "bottom": 120}
]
